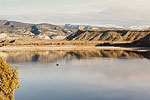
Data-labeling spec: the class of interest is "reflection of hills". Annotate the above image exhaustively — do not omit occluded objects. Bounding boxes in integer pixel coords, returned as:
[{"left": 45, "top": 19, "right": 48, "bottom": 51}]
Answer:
[{"left": 1, "top": 50, "right": 150, "bottom": 63}]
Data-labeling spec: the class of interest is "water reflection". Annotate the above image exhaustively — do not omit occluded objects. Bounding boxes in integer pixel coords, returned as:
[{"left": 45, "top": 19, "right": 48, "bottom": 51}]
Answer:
[
  {"left": 0, "top": 57, "right": 20, "bottom": 100},
  {"left": 1, "top": 50, "right": 150, "bottom": 100},
  {"left": 15, "top": 58, "right": 150, "bottom": 100},
  {"left": 0, "top": 50, "right": 150, "bottom": 100},
  {"left": 0, "top": 50, "right": 150, "bottom": 63}
]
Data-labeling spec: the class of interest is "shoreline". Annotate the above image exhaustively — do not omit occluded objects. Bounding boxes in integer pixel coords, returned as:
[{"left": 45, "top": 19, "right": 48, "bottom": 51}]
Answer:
[{"left": 0, "top": 45, "right": 150, "bottom": 52}]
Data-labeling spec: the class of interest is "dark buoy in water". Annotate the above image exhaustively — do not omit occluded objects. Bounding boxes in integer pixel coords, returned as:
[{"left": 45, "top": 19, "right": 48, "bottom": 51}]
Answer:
[{"left": 56, "top": 64, "right": 59, "bottom": 66}]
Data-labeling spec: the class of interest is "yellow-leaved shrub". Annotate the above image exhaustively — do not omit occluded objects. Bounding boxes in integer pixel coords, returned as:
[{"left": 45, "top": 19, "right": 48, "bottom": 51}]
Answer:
[{"left": 0, "top": 57, "right": 20, "bottom": 100}]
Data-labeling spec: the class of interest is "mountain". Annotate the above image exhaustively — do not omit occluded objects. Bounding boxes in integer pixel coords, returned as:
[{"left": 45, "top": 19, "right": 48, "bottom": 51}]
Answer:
[
  {"left": 65, "top": 29, "right": 150, "bottom": 41},
  {"left": 64, "top": 24, "right": 125, "bottom": 30},
  {"left": 0, "top": 20, "right": 74, "bottom": 43},
  {"left": 1, "top": 20, "right": 150, "bottom": 46},
  {"left": 9, "top": 21, "right": 75, "bottom": 35},
  {"left": 64, "top": 24, "right": 150, "bottom": 30}
]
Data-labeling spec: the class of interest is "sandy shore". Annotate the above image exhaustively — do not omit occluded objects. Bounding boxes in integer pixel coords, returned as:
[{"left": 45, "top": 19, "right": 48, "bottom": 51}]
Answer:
[{"left": 0, "top": 46, "right": 150, "bottom": 52}]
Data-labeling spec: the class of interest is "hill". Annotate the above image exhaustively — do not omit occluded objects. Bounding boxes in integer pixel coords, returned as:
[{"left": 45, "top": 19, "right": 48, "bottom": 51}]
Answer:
[
  {"left": 65, "top": 29, "right": 150, "bottom": 42},
  {"left": 131, "top": 34, "right": 150, "bottom": 47},
  {"left": 1, "top": 20, "right": 150, "bottom": 47},
  {"left": 0, "top": 20, "right": 74, "bottom": 43}
]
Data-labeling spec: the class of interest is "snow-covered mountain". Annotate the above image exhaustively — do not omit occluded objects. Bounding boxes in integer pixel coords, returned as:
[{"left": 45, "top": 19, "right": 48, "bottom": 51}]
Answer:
[
  {"left": 126, "top": 26, "right": 150, "bottom": 30},
  {"left": 64, "top": 24, "right": 150, "bottom": 30}
]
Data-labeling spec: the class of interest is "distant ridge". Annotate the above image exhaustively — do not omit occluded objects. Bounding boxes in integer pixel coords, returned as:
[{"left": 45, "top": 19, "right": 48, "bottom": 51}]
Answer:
[{"left": 64, "top": 24, "right": 150, "bottom": 30}]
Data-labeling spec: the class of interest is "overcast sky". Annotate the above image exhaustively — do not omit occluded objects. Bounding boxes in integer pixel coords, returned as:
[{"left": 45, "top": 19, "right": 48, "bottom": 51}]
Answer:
[{"left": 0, "top": 0, "right": 150, "bottom": 26}]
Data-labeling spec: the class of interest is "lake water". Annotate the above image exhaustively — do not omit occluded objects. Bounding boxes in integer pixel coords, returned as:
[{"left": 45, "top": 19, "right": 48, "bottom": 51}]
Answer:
[{"left": 1, "top": 50, "right": 150, "bottom": 100}]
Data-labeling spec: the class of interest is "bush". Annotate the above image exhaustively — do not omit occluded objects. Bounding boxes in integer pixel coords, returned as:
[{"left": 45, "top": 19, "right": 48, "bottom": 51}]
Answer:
[{"left": 0, "top": 57, "right": 20, "bottom": 100}]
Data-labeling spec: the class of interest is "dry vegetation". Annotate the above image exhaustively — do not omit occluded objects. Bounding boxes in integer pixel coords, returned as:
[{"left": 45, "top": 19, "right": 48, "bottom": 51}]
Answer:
[
  {"left": 0, "top": 41, "right": 132, "bottom": 47},
  {"left": 0, "top": 57, "right": 20, "bottom": 100}
]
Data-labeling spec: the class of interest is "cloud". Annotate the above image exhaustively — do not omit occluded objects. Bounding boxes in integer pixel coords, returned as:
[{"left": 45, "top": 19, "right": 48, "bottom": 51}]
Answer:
[{"left": 0, "top": 0, "right": 150, "bottom": 26}]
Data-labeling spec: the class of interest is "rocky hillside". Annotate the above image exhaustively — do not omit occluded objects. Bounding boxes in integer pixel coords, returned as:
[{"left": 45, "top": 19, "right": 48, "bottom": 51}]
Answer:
[
  {"left": 66, "top": 29, "right": 150, "bottom": 42},
  {"left": 1, "top": 20, "right": 150, "bottom": 46},
  {"left": 131, "top": 34, "right": 150, "bottom": 47},
  {"left": 0, "top": 20, "right": 74, "bottom": 42}
]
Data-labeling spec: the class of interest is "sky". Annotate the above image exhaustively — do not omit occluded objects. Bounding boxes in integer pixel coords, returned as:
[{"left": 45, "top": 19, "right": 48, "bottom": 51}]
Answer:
[{"left": 0, "top": 0, "right": 150, "bottom": 26}]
